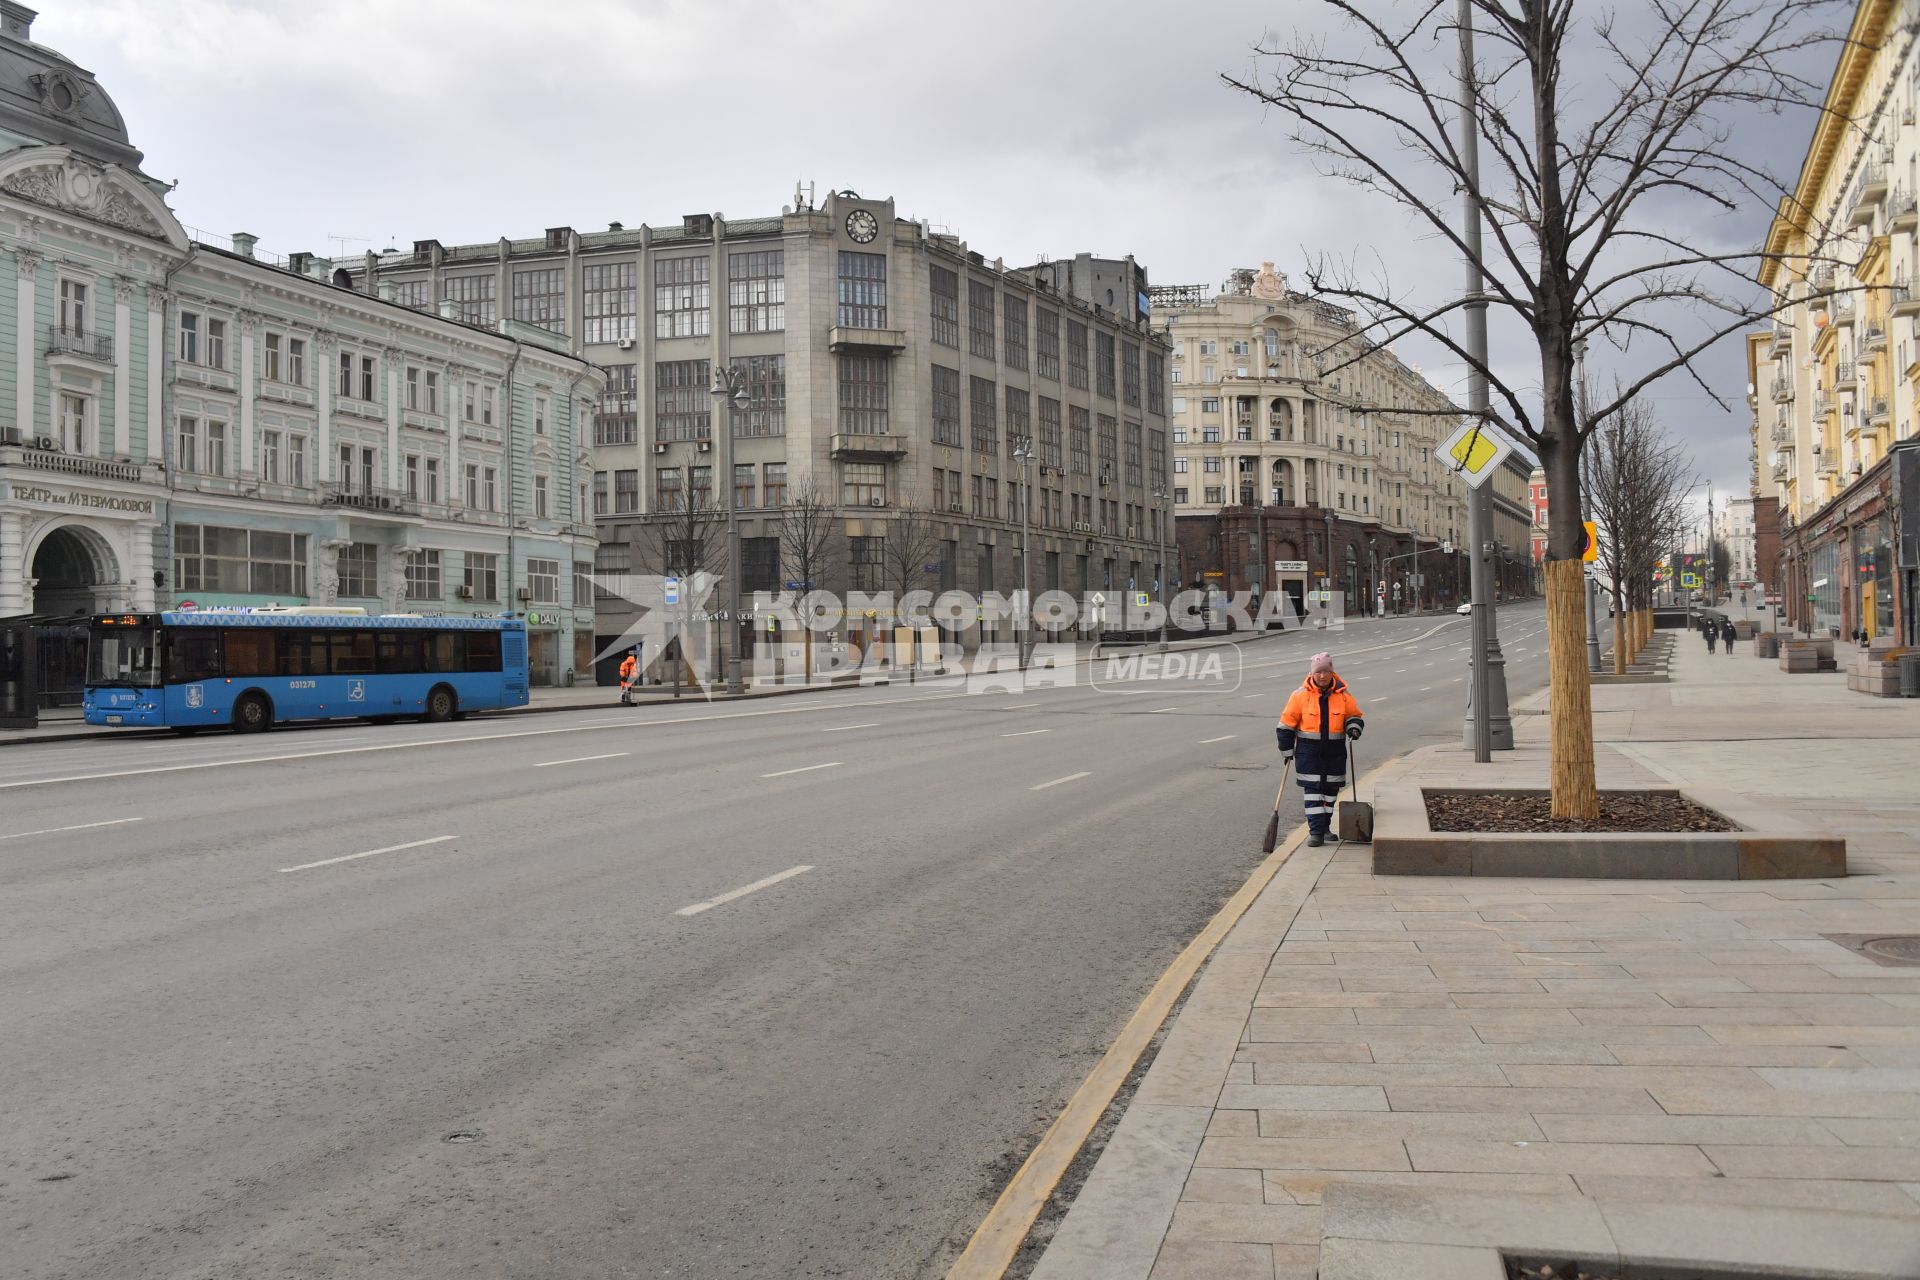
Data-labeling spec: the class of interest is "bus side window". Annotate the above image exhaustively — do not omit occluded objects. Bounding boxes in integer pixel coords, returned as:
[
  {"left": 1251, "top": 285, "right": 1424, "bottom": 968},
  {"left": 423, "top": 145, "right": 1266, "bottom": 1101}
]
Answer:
[
  {"left": 330, "top": 631, "right": 376, "bottom": 675},
  {"left": 377, "top": 631, "right": 428, "bottom": 674},
  {"left": 223, "top": 629, "right": 274, "bottom": 678},
  {"left": 168, "top": 631, "right": 222, "bottom": 683},
  {"left": 464, "top": 631, "right": 503, "bottom": 672},
  {"left": 427, "top": 632, "right": 461, "bottom": 674}
]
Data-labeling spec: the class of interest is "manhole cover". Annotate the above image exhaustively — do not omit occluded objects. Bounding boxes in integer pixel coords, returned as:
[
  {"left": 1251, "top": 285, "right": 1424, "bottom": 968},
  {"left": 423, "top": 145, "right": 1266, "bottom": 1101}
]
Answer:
[
  {"left": 443, "top": 1129, "right": 482, "bottom": 1144},
  {"left": 1863, "top": 936, "right": 1920, "bottom": 965}
]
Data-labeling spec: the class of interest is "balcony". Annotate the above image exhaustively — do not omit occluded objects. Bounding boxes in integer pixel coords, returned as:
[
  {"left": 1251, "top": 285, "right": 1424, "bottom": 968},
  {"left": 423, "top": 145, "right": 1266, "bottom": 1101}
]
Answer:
[
  {"left": 1834, "top": 361, "right": 1857, "bottom": 390},
  {"left": 1812, "top": 392, "right": 1833, "bottom": 418},
  {"left": 829, "top": 431, "right": 908, "bottom": 459},
  {"left": 1770, "top": 376, "right": 1793, "bottom": 402},
  {"left": 1833, "top": 291, "right": 1857, "bottom": 322},
  {"left": 1810, "top": 263, "right": 1835, "bottom": 292},
  {"left": 1773, "top": 459, "right": 1791, "bottom": 482},
  {"left": 323, "top": 483, "right": 419, "bottom": 516},
  {"left": 1869, "top": 395, "right": 1891, "bottom": 426},
  {"left": 1863, "top": 323, "right": 1888, "bottom": 354},
  {"left": 1771, "top": 418, "right": 1793, "bottom": 445},
  {"left": 827, "top": 326, "right": 907, "bottom": 354},
  {"left": 1817, "top": 454, "right": 1839, "bottom": 476},
  {"left": 1848, "top": 161, "right": 1887, "bottom": 227},
  {"left": 1894, "top": 279, "right": 1920, "bottom": 319},
  {"left": 0, "top": 441, "right": 146, "bottom": 483},
  {"left": 1893, "top": 187, "right": 1920, "bottom": 233},
  {"left": 46, "top": 326, "right": 112, "bottom": 366},
  {"left": 1768, "top": 318, "right": 1794, "bottom": 354}
]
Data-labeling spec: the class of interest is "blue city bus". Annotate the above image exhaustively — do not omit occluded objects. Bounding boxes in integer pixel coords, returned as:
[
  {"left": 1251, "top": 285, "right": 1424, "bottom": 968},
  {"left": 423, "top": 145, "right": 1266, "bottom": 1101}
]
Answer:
[{"left": 83, "top": 609, "right": 530, "bottom": 732}]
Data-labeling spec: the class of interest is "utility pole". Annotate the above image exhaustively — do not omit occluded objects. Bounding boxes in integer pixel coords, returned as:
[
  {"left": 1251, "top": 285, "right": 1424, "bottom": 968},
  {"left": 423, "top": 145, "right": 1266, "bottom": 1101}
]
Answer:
[
  {"left": 710, "top": 366, "right": 751, "bottom": 694},
  {"left": 1457, "top": 0, "right": 1512, "bottom": 758},
  {"left": 1012, "top": 436, "right": 1035, "bottom": 668}
]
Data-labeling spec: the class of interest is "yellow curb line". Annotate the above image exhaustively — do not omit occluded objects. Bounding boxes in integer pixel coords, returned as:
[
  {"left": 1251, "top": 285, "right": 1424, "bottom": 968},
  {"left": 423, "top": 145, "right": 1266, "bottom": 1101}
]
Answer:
[{"left": 946, "top": 749, "right": 1407, "bottom": 1279}]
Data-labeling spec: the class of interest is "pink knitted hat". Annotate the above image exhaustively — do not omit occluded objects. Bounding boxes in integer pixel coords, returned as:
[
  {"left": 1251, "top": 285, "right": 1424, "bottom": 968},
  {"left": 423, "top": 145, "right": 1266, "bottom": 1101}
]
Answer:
[{"left": 1309, "top": 652, "right": 1333, "bottom": 674}]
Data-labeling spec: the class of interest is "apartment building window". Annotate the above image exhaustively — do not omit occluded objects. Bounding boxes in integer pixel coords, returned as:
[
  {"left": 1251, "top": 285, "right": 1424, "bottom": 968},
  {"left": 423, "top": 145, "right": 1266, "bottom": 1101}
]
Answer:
[
  {"left": 582, "top": 261, "right": 637, "bottom": 344},
  {"left": 1174, "top": 457, "right": 1189, "bottom": 474},
  {"left": 1067, "top": 320, "right": 1089, "bottom": 389},
  {"left": 179, "top": 311, "right": 199, "bottom": 364},
  {"left": 849, "top": 535, "right": 884, "bottom": 592},
  {"left": 205, "top": 420, "right": 228, "bottom": 475},
  {"left": 727, "top": 250, "right": 785, "bottom": 334},
  {"left": 1036, "top": 307, "right": 1060, "bottom": 380},
  {"left": 392, "top": 280, "right": 429, "bottom": 310},
  {"left": 287, "top": 435, "right": 308, "bottom": 487},
  {"left": 1069, "top": 405, "right": 1091, "bottom": 475},
  {"left": 970, "top": 375, "right": 998, "bottom": 455},
  {"left": 655, "top": 359, "right": 712, "bottom": 440},
  {"left": 527, "top": 557, "right": 561, "bottom": 605},
  {"left": 534, "top": 473, "right": 550, "bottom": 518},
  {"left": 405, "top": 549, "right": 442, "bottom": 601},
  {"left": 843, "top": 462, "right": 886, "bottom": 506},
  {"left": 533, "top": 395, "right": 547, "bottom": 436},
  {"left": 1125, "top": 420, "right": 1144, "bottom": 487},
  {"left": 1202, "top": 426, "right": 1221, "bottom": 443},
  {"left": 1005, "top": 387, "right": 1031, "bottom": 456},
  {"left": 463, "top": 463, "right": 480, "bottom": 508},
  {"left": 1203, "top": 457, "right": 1222, "bottom": 474},
  {"left": 1203, "top": 364, "right": 1216, "bottom": 383},
  {"left": 1038, "top": 396, "right": 1063, "bottom": 470},
  {"left": 58, "top": 278, "right": 87, "bottom": 333},
  {"left": 656, "top": 466, "right": 683, "bottom": 511},
  {"left": 838, "top": 354, "right": 889, "bottom": 433},
  {"left": 1096, "top": 332, "right": 1117, "bottom": 399},
  {"left": 420, "top": 456, "right": 439, "bottom": 503},
  {"left": 207, "top": 318, "right": 226, "bottom": 369},
  {"left": 287, "top": 336, "right": 305, "bottom": 386},
  {"left": 1097, "top": 414, "right": 1118, "bottom": 482},
  {"left": 174, "top": 525, "right": 309, "bottom": 595},
  {"left": 729, "top": 353, "right": 786, "bottom": 437},
  {"left": 406, "top": 366, "right": 424, "bottom": 410},
  {"left": 968, "top": 279, "right": 996, "bottom": 358},
  {"left": 1149, "top": 430, "right": 1167, "bottom": 492},
  {"left": 763, "top": 461, "right": 786, "bottom": 508},
  {"left": 512, "top": 268, "right": 566, "bottom": 332},
  {"left": 337, "top": 542, "right": 377, "bottom": 597},
  {"left": 1173, "top": 427, "right": 1187, "bottom": 443},
  {"left": 689, "top": 465, "right": 713, "bottom": 510},
  {"left": 734, "top": 462, "right": 755, "bottom": 509},
  {"left": 972, "top": 473, "right": 984, "bottom": 515},
  {"left": 1004, "top": 295, "right": 1029, "bottom": 371},
  {"left": 1204, "top": 486, "right": 1225, "bottom": 505},
  {"left": 1147, "top": 351, "right": 1166, "bottom": 414},
  {"left": 591, "top": 549, "right": 625, "bottom": 597},
  {"left": 176, "top": 416, "right": 199, "bottom": 472},
  {"left": 264, "top": 332, "right": 282, "bottom": 382},
  {"left": 443, "top": 274, "right": 496, "bottom": 326},
  {"left": 464, "top": 552, "right": 499, "bottom": 602},
  {"left": 359, "top": 355, "right": 376, "bottom": 402},
  {"left": 930, "top": 265, "right": 960, "bottom": 347},
  {"left": 655, "top": 256, "right": 711, "bottom": 339},
  {"left": 1173, "top": 486, "right": 1188, "bottom": 504},
  {"left": 837, "top": 252, "right": 887, "bottom": 328},
  {"left": 1201, "top": 397, "right": 1220, "bottom": 415},
  {"left": 56, "top": 392, "right": 86, "bottom": 453},
  {"left": 932, "top": 364, "right": 962, "bottom": 445},
  {"left": 615, "top": 468, "right": 639, "bottom": 513},
  {"left": 593, "top": 471, "right": 609, "bottom": 515},
  {"left": 1122, "top": 343, "right": 1141, "bottom": 407},
  {"left": 595, "top": 363, "right": 637, "bottom": 444},
  {"left": 742, "top": 538, "right": 780, "bottom": 593},
  {"left": 338, "top": 349, "right": 352, "bottom": 397}
]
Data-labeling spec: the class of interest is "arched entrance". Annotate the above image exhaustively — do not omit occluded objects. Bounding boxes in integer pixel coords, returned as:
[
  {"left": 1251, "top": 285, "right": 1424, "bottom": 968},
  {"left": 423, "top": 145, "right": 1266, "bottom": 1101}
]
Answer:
[{"left": 29, "top": 525, "right": 121, "bottom": 617}]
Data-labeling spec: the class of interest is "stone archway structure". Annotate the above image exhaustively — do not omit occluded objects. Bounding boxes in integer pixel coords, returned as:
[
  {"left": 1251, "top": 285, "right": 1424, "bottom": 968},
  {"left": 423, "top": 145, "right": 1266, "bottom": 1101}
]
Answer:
[{"left": 22, "top": 521, "right": 126, "bottom": 616}]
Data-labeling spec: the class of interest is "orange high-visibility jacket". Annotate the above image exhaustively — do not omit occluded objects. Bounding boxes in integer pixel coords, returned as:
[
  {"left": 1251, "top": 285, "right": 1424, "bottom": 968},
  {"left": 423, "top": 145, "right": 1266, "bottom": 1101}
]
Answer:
[
  {"left": 1278, "top": 676, "right": 1362, "bottom": 741},
  {"left": 618, "top": 655, "right": 637, "bottom": 681}
]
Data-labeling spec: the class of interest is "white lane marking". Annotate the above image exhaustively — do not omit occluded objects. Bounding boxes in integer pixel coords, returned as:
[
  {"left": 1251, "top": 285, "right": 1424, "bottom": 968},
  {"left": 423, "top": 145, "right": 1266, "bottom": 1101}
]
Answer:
[
  {"left": 1001, "top": 728, "right": 1052, "bottom": 738},
  {"left": 1242, "top": 693, "right": 1264, "bottom": 699},
  {"left": 534, "top": 752, "right": 631, "bottom": 768},
  {"left": 761, "top": 761, "right": 842, "bottom": 779},
  {"left": 1373, "top": 696, "right": 1390, "bottom": 703},
  {"left": 1002, "top": 703, "right": 1040, "bottom": 710},
  {"left": 1031, "top": 771, "right": 1091, "bottom": 791},
  {"left": 1452, "top": 676, "right": 1464, "bottom": 683},
  {"left": 676, "top": 864, "right": 814, "bottom": 917},
  {"left": 821, "top": 723, "right": 880, "bottom": 732},
  {"left": 0, "top": 815, "right": 146, "bottom": 842},
  {"left": 1148, "top": 706, "right": 1178, "bottom": 713},
  {"left": 1198, "top": 735, "right": 1236, "bottom": 744},
  {"left": 278, "top": 835, "right": 456, "bottom": 874},
  {"left": 1419, "top": 686, "right": 1432, "bottom": 691}
]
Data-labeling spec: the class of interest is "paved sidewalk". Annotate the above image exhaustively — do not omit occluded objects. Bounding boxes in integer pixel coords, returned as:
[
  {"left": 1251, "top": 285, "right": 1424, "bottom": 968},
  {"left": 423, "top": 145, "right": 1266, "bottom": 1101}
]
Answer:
[{"left": 1032, "top": 628, "right": 1920, "bottom": 1278}]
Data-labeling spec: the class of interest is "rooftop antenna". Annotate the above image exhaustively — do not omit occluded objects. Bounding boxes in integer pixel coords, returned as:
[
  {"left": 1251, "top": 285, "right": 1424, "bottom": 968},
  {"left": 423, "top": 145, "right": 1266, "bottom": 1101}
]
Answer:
[{"left": 327, "top": 232, "right": 372, "bottom": 258}]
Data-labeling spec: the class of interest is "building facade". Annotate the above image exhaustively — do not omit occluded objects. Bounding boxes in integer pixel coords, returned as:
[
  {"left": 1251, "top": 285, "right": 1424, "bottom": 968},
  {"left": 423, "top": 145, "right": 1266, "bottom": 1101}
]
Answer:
[
  {"left": 1716, "top": 497, "right": 1759, "bottom": 588},
  {"left": 1152, "top": 263, "right": 1532, "bottom": 614},
  {"left": 356, "top": 196, "right": 1171, "bottom": 674},
  {"left": 1752, "top": 0, "right": 1919, "bottom": 642},
  {"left": 0, "top": 4, "right": 601, "bottom": 705},
  {"left": 1528, "top": 467, "right": 1549, "bottom": 566}
]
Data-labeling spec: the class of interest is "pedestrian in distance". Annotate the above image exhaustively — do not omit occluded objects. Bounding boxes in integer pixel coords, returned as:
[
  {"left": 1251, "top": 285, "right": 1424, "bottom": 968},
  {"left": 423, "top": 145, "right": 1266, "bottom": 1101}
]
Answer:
[
  {"left": 1719, "top": 616, "right": 1736, "bottom": 656},
  {"left": 1704, "top": 616, "right": 1717, "bottom": 654},
  {"left": 618, "top": 649, "right": 639, "bottom": 706},
  {"left": 1276, "top": 652, "right": 1364, "bottom": 848}
]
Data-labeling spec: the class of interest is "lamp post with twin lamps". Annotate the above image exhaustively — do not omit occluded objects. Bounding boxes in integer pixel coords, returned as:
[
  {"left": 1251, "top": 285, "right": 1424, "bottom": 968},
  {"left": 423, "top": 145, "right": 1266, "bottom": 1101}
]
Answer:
[
  {"left": 1151, "top": 486, "right": 1171, "bottom": 647},
  {"left": 1010, "top": 434, "right": 1035, "bottom": 669},
  {"left": 709, "top": 364, "right": 751, "bottom": 695}
]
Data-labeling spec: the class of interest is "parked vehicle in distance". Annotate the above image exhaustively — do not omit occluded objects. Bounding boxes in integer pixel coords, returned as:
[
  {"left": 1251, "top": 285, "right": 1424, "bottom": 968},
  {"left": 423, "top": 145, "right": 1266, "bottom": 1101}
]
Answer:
[
  {"left": 83, "top": 608, "right": 530, "bottom": 733},
  {"left": 1457, "top": 602, "right": 1473, "bottom": 616}
]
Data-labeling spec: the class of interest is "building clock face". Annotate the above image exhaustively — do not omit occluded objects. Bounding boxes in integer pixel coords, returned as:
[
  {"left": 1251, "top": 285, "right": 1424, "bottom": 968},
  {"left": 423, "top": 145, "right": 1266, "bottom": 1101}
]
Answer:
[{"left": 846, "top": 209, "right": 879, "bottom": 243}]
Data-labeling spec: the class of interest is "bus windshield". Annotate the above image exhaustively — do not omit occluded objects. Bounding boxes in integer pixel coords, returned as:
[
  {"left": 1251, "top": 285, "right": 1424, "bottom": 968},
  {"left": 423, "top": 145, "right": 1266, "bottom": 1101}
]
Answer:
[{"left": 87, "top": 621, "right": 163, "bottom": 688}]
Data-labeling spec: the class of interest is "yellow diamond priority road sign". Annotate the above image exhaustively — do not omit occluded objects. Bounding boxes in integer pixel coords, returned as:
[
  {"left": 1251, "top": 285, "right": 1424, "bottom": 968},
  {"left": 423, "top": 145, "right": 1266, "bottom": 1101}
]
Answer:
[{"left": 1435, "top": 420, "right": 1515, "bottom": 489}]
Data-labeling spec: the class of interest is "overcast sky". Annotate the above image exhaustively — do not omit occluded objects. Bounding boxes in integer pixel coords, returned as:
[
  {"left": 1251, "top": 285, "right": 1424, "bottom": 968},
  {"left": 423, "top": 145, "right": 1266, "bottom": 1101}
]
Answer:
[{"left": 43, "top": 0, "right": 1824, "bottom": 504}]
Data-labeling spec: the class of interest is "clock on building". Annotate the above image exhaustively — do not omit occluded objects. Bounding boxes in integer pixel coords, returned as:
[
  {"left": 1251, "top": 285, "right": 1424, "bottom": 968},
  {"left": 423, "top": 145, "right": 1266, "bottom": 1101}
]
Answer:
[{"left": 846, "top": 209, "right": 878, "bottom": 243}]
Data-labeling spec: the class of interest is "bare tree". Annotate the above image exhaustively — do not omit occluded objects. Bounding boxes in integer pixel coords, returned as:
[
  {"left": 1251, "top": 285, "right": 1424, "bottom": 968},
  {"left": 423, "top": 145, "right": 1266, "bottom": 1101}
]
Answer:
[
  {"left": 635, "top": 491, "right": 724, "bottom": 689},
  {"left": 774, "top": 473, "right": 843, "bottom": 675},
  {"left": 879, "top": 490, "right": 945, "bottom": 601},
  {"left": 1225, "top": 0, "right": 1840, "bottom": 817},
  {"left": 1581, "top": 392, "right": 1695, "bottom": 674}
]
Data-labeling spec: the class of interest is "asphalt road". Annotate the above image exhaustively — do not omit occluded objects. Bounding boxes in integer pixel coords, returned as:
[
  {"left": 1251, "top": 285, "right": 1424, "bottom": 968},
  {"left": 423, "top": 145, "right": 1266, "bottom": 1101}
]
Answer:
[{"left": 1, "top": 603, "right": 1549, "bottom": 1279}]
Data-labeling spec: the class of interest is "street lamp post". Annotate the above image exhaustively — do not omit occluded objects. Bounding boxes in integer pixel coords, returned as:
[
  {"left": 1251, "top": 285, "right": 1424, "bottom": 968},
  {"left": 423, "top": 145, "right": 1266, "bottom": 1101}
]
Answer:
[
  {"left": 709, "top": 365, "right": 751, "bottom": 695},
  {"left": 1152, "top": 486, "right": 1172, "bottom": 647},
  {"left": 1011, "top": 435, "right": 1035, "bottom": 669}
]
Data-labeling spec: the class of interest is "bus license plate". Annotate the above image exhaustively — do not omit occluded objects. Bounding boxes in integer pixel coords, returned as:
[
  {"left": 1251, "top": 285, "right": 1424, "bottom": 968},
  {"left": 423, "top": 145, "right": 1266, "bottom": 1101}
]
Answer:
[{"left": 106, "top": 715, "right": 123, "bottom": 725}]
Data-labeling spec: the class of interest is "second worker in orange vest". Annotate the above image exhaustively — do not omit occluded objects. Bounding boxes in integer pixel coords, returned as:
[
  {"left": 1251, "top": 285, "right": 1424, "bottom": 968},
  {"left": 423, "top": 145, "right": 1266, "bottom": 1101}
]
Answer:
[{"left": 1276, "top": 651, "right": 1364, "bottom": 847}]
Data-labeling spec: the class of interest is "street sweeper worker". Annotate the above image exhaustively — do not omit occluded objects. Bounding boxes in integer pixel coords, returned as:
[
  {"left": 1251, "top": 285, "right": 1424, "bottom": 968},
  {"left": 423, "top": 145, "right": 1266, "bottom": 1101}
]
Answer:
[
  {"left": 1276, "top": 651, "right": 1364, "bottom": 847},
  {"left": 618, "top": 649, "right": 639, "bottom": 705}
]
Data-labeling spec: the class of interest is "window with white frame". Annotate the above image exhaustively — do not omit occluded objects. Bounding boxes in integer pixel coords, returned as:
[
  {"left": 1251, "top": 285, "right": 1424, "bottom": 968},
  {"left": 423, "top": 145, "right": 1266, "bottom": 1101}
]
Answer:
[
  {"left": 261, "top": 430, "right": 281, "bottom": 484},
  {"left": 336, "top": 542, "right": 377, "bottom": 597},
  {"left": 179, "top": 312, "right": 200, "bottom": 364},
  {"left": 728, "top": 250, "right": 784, "bottom": 334},
  {"left": 512, "top": 267, "right": 566, "bottom": 332},
  {"left": 533, "top": 394, "right": 547, "bottom": 436},
  {"left": 583, "top": 261, "right": 637, "bottom": 344},
  {"left": 655, "top": 256, "right": 711, "bottom": 339},
  {"left": 527, "top": 557, "right": 561, "bottom": 604},
  {"left": 404, "top": 549, "right": 442, "bottom": 600},
  {"left": 288, "top": 434, "right": 307, "bottom": 487},
  {"left": 205, "top": 420, "right": 228, "bottom": 475},
  {"left": 837, "top": 252, "right": 887, "bottom": 328},
  {"left": 464, "top": 552, "right": 499, "bottom": 601},
  {"left": 207, "top": 318, "right": 226, "bottom": 369},
  {"left": 265, "top": 332, "right": 282, "bottom": 382},
  {"left": 443, "top": 275, "right": 496, "bottom": 326},
  {"left": 534, "top": 472, "right": 550, "bottom": 518},
  {"left": 58, "top": 278, "right": 87, "bottom": 333}
]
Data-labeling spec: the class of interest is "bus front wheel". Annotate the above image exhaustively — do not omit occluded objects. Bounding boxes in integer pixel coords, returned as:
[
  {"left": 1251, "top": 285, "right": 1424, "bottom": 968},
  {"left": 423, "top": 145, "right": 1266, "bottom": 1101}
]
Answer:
[
  {"left": 232, "top": 692, "right": 272, "bottom": 733},
  {"left": 425, "top": 685, "right": 457, "bottom": 723}
]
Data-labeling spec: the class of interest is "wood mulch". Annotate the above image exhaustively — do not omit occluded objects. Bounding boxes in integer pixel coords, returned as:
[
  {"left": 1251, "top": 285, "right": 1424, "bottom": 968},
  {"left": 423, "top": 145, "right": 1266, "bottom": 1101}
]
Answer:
[{"left": 1426, "top": 790, "right": 1734, "bottom": 834}]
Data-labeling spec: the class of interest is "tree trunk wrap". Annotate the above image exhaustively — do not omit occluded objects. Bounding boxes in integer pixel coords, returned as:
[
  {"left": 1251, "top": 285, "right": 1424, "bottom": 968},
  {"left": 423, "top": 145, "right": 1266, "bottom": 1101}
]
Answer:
[{"left": 1546, "top": 558, "right": 1600, "bottom": 820}]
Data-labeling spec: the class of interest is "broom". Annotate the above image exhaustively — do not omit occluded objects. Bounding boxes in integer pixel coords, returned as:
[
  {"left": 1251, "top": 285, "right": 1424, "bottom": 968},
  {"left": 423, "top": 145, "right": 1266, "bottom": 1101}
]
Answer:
[{"left": 1260, "top": 756, "right": 1294, "bottom": 854}]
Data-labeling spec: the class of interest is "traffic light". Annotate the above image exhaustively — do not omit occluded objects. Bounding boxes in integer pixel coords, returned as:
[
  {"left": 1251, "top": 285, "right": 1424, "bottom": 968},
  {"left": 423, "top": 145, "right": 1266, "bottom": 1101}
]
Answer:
[{"left": 1579, "top": 521, "right": 1599, "bottom": 563}]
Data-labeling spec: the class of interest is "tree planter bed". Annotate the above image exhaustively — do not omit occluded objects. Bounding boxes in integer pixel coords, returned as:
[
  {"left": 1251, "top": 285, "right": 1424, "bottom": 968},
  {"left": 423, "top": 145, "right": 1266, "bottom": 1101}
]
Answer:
[{"left": 1371, "top": 785, "right": 1845, "bottom": 879}]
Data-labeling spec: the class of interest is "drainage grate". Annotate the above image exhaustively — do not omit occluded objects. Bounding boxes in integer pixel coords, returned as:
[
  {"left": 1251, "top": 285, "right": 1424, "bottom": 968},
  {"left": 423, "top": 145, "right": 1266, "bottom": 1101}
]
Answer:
[{"left": 1824, "top": 933, "right": 1920, "bottom": 968}]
